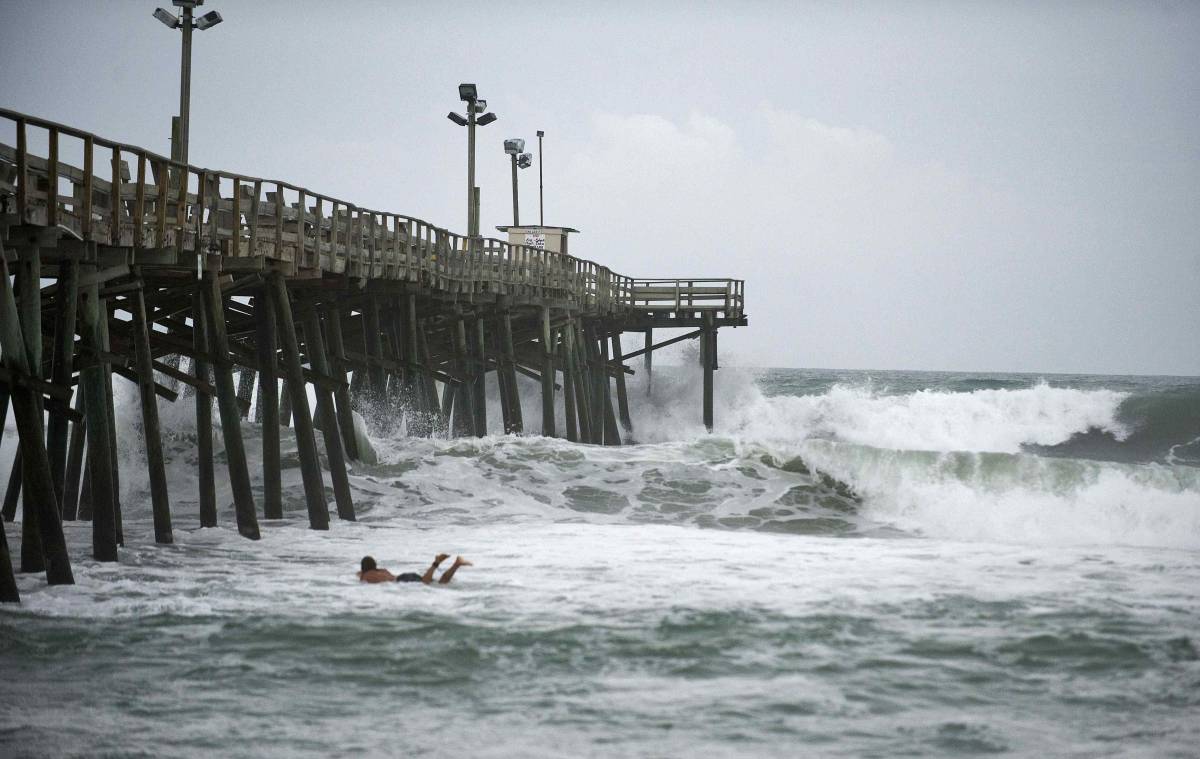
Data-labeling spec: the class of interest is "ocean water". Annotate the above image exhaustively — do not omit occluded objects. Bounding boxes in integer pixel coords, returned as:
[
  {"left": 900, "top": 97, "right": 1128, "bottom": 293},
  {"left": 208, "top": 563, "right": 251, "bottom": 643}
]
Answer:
[{"left": 1, "top": 366, "right": 1198, "bottom": 758}]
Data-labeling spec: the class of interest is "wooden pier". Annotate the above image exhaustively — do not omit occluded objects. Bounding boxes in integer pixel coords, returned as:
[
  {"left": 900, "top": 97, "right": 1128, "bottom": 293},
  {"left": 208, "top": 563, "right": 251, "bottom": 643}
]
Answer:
[{"left": 0, "top": 108, "right": 746, "bottom": 602}]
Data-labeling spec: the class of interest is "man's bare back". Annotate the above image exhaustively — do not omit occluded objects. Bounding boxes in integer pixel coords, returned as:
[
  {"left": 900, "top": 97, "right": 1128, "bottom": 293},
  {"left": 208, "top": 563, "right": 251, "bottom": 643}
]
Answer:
[{"left": 357, "top": 554, "right": 472, "bottom": 585}]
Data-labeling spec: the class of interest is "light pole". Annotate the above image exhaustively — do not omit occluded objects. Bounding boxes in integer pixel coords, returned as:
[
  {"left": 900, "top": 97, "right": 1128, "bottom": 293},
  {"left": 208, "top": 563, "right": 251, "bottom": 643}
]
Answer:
[
  {"left": 503, "top": 139, "right": 533, "bottom": 227},
  {"left": 537, "top": 130, "right": 545, "bottom": 226},
  {"left": 448, "top": 84, "right": 497, "bottom": 250},
  {"left": 154, "top": 1, "right": 223, "bottom": 164}
]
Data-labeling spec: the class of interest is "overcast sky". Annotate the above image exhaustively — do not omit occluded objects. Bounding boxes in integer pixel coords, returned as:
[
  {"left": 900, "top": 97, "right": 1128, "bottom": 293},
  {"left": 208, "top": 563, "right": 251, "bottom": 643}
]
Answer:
[{"left": 2, "top": 1, "right": 1197, "bottom": 375}]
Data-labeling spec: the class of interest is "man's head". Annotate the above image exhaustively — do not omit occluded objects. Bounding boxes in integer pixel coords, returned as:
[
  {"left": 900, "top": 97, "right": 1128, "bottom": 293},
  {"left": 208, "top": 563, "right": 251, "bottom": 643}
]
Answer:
[{"left": 361, "top": 556, "right": 377, "bottom": 573}]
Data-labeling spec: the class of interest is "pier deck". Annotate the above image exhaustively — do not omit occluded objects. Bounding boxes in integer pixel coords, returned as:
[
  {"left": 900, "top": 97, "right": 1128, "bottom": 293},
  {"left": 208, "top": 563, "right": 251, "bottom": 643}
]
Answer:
[{"left": 0, "top": 108, "right": 747, "bottom": 600}]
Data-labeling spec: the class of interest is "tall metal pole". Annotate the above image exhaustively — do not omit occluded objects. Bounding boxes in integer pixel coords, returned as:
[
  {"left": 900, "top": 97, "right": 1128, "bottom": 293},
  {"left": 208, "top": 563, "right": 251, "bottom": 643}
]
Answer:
[
  {"left": 177, "top": 6, "right": 194, "bottom": 164},
  {"left": 467, "top": 104, "right": 476, "bottom": 249},
  {"left": 510, "top": 153, "right": 520, "bottom": 226},
  {"left": 537, "top": 130, "right": 544, "bottom": 226}
]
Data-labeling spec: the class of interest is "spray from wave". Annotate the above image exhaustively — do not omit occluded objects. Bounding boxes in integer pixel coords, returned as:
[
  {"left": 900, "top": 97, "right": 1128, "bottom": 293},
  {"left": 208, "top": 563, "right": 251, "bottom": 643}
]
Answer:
[{"left": 619, "top": 367, "right": 1200, "bottom": 549}]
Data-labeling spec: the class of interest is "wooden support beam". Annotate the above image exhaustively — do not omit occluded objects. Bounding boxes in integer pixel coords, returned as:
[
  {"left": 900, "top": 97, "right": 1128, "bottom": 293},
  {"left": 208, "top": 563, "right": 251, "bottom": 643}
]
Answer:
[
  {"left": 541, "top": 306, "right": 555, "bottom": 438},
  {"left": 0, "top": 517, "right": 17, "bottom": 603},
  {"left": 131, "top": 276, "right": 173, "bottom": 544},
  {"left": 703, "top": 311, "right": 715, "bottom": 432},
  {"left": 598, "top": 328, "right": 621, "bottom": 446},
  {"left": 324, "top": 306, "right": 360, "bottom": 461},
  {"left": 363, "top": 295, "right": 386, "bottom": 410},
  {"left": 567, "top": 320, "right": 593, "bottom": 444},
  {"left": 560, "top": 330, "right": 578, "bottom": 443},
  {"left": 472, "top": 317, "right": 488, "bottom": 437},
  {"left": 151, "top": 357, "right": 214, "bottom": 396},
  {"left": 79, "top": 273, "right": 116, "bottom": 560},
  {"left": 200, "top": 271, "right": 261, "bottom": 540},
  {"left": 2, "top": 455, "right": 20, "bottom": 524},
  {"left": 617, "top": 329, "right": 703, "bottom": 362},
  {"left": 192, "top": 290, "right": 216, "bottom": 528},
  {"left": 644, "top": 328, "right": 653, "bottom": 396},
  {"left": 268, "top": 273, "right": 329, "bottom": 530},
  {"left": 62, "top": 392, "right": 85, "bottom": 521},
  {"left": 15, "top": 243, "right": 45, "bottom": 572},
  {"left": 303, "top": 309, "right": 355, "bottom": 522},
  {"left": 253, "top": 291, "right": 282, "bottom": 520},
  {"left": 451, "top": 306, "right": 474, "bottom": 438},
  {"left": 612, "top": 332, "right": 632, "bottom": 436},
  {"left": 46, "top": 258, "right": 78, "bottom": 505},
  {"left": 109, "top": 365, "right": 179, "bottom": 402},
  {"left": 101, "top": 296, "right": 124, "bottom": 543},
  {"left": 499, "top": 305, "right": 522, "bottom": 434},
  {"left": 405, "top": 295, "right": 432, "bottom": 437}
]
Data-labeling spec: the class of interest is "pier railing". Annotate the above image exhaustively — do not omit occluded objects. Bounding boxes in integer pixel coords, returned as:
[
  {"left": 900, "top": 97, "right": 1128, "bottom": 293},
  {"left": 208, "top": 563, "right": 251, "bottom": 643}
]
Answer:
[{"left": 0, "top": 108, "right": 743, "bottom": 319}]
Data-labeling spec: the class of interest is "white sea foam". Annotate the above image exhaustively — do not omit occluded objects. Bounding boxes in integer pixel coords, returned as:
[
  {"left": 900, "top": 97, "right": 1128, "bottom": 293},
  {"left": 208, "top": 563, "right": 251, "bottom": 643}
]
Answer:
[
  {"left": 627, "top": 369, "right": 1131, "bottom": 453},
  {"left": 797, "top": 440, "right": 1200, "bottom": 549},
  {"left": 613, "top": 369, "right": 1199, "bottom": 549}
]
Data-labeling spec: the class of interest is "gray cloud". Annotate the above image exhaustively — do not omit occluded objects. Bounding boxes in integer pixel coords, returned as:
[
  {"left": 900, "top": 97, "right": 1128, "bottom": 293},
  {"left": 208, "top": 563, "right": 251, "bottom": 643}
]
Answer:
[{"left": 1, "top": 0, "right": 1196, "bottom": 375}]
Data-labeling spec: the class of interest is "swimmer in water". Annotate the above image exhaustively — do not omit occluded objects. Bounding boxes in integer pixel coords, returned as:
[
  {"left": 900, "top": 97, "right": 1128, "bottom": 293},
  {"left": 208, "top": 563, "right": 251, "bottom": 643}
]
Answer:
[{"left": 357, "top": 554, "right": 472, "bottom": 585}]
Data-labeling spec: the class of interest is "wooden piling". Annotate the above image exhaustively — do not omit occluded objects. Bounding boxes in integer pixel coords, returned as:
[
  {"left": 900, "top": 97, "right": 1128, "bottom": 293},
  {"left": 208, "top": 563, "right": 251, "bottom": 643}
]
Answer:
[
  {"left": 566, "top": 320, "right": 592, "bottom": 443},
  {"left": 452, "top": 306, "right": 475, "bottom": 437},
  {"left": 98, "top": 295, "right": 122, "bottom": 545},
  {"left": 16, "top": 243, "right": 44, "bottom": 572},
  {"left": 404, "top": 295, "right": 431, "bottom": 437},
  {"left": 472, "top": 317, "right": 488, "bottom": 437},
  {"left": 0, "top": 518, "right": 18, "bottom": 602},
  {"left": 79, "top": 277, "right": 117, "bottom": 560},
  {"left": 323, "top": 306, "right": 360, "bottom": 461},
  {"left": 540, "top": 306, "right": 556, "bottom": 437},
  {"left": 253, "top": 290, "right": 282, "bottom": 520},
  {"left": 703, "top": 311, "right": 715, "bottom": 432},
  {"left": 560, "top": 330, "right": 578, "bottom": 443},
  {"left": 598, "top": 329, "right": 621, "bottom": 446},
  {"left": 417, "top": 320, "right": 447, "bottom": 436},
  {"left": 612, "top": 333, "right": 632, "bottom": 436},
  {"left": 46, "top": 258, "right": 79, "bottom": 503},
  {"left": 268, "top": 273, "right": 329, "bottom": 530},
  {"left": 193, "top": 290, "right": 217, "bottom": 528},
  {"left": 644, "top": 327, "right": 653, "bottom": 396},
  {"left": 364, "top": 295, "right": 386, "bottom": 410},
  {"left": 1, "top": 457, "right": 18, "bottom": 523},
  {"left": 62, "top": 392, "right": 85, "bottom": 521},
  {"left": 278, "top": 379, "right": 293, "bottom": 427},
  {"left": 131, "top": 278, "right": 173, "bottom": 544},
  {"left": 200, "top": 271, "right": 261, "bottom": 540},
  {"left": 303, "top": 307, "right": 355, "bottom": 522},
  {"left": 498, "top": 304, "right": 523, "bottom": 434}
]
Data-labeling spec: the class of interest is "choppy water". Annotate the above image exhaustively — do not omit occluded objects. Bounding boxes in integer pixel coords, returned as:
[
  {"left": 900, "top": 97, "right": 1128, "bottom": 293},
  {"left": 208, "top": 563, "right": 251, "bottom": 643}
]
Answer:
[{"left": 2, "top": 367, "right": 1199, "bottom": 757}]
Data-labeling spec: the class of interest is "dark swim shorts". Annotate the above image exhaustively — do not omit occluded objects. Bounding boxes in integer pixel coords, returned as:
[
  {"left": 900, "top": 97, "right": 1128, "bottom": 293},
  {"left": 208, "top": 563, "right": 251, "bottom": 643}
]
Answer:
[{"left": 395, "top": 572, "right": 422, "bottom": 583}]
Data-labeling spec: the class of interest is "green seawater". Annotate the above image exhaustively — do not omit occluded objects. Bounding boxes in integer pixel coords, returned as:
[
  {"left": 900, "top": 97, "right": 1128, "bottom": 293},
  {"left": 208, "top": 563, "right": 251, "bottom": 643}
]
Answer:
[{"left": 2, "top": 368, "right": 1198, "bottom": 757}]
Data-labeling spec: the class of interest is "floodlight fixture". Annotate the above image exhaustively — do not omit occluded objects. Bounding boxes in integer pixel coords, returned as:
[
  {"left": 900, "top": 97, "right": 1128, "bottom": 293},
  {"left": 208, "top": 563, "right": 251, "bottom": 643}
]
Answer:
[
  {"left": 154, "top": 7, "right": 181, "bottom": 28},
  {"left": 172, "top": 0, "right": 203, "bottom": 8},
  {"left": 196, "top": 10, "right": 223, "bottom": 29},
  {"left": 504, "top": 138, "right": 525, "bottom": 155},
  {"left": 458, "top": 83, "right": 478, "bottom": 102},
  {"left": 517, "top": 153, "right": 533, "bottom": 169},
  {"left": 477, "top": 112, "right": 498, "bottom": 126},
  {"left": 447, "top": 112, "right": 468, "bottom": 126},
  {"left": 472, "top": 99, "right": 489, "bottom": 114}
]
